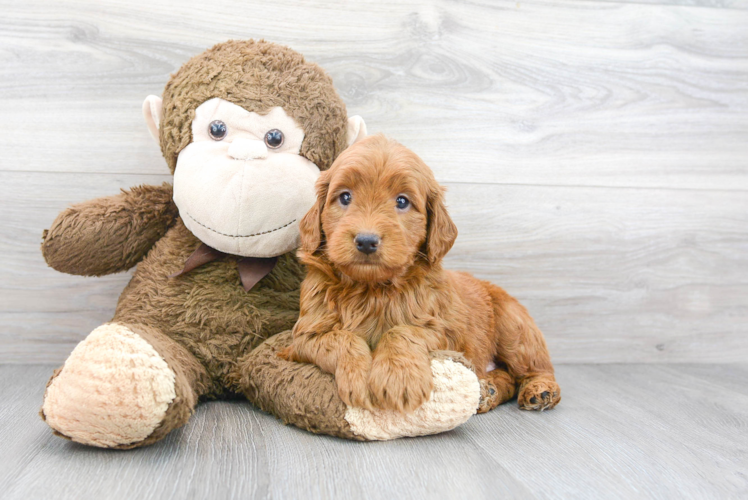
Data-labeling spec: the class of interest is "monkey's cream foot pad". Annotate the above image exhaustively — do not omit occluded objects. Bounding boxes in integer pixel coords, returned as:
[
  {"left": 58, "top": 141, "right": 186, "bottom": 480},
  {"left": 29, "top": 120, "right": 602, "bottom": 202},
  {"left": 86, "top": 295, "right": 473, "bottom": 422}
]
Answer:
[
  {"left": 41, "top": 323, "right": 176, "bottom": 448},
  {"left": 345, "top": 353, "right": 481, "bottom": 440}
]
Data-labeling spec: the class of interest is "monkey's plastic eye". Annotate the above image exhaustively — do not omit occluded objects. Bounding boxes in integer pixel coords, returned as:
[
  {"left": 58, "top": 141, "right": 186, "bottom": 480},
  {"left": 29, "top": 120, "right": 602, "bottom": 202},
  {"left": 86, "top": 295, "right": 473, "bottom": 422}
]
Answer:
[
  {"left": 264, "top": 129, "right": 284, "bottom": 149},
  {"left": 208, "top": 120, "right": 227, "bottom": 140},
  {"left": 396, "top": 195, "right": 410, "bottom": 210},
  {"left": 339, "top": 192, "right": 352, "bottom": 206}
]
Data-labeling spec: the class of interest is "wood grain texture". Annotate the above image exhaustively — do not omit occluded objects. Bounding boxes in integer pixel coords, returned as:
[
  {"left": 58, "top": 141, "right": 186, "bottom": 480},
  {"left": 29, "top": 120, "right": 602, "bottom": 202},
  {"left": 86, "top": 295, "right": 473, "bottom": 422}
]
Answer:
[
  {"left": 0, "top": 364, "right": 746, "bottom": 500},
  {"left": 1, "top": 0, "right": 746, "bottom": 189},
  {"left": 0, "top": 0, "right": 746, "bottom": 363},
  {"left": 595, "top": 0, "right": 748, "bottom": 9},
  {"left": 2, "top": 172, "right": 747, "bottom": 363}
]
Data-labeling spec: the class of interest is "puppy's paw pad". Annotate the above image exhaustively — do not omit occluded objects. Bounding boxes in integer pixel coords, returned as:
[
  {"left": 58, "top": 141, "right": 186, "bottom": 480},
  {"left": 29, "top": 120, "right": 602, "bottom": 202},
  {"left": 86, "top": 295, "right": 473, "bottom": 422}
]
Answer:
[
  {"left": 478, "top": 380, "right": 500, "bottom": 414},
  {"left": 518, "top": 380, "right": 560, "bottom": 411}
]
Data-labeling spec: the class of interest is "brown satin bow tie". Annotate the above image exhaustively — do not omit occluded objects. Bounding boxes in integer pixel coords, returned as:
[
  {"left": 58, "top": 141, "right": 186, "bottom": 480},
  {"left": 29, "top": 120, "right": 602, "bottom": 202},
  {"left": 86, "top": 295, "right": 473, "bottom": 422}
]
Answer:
[{"left": 169, "top": 243, "right": 278, "bottom": 292}]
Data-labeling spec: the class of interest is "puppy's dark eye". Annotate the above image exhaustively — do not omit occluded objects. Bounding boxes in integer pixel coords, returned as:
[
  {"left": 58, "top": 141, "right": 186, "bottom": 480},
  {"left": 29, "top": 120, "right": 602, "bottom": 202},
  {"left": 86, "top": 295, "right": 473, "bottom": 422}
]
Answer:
[
  {"left": 339, "top": 191, "right": 352, "bottom": 206},
  {"left": 264, "top": 129, "right": 284, "bottom": 149},
  {"left": 208, "top": 120, "right": 227, "bottom": 140},
  {"left": 396, "top": 195, "right": 410, "bottom": 210}
]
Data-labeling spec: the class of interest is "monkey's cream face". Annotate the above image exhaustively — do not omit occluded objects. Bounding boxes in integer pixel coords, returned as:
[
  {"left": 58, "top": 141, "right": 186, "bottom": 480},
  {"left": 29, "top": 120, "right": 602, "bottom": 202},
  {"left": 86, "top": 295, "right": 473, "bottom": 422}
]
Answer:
[{"left": 173, "top": 98, "right": 321, "bottom": 257}]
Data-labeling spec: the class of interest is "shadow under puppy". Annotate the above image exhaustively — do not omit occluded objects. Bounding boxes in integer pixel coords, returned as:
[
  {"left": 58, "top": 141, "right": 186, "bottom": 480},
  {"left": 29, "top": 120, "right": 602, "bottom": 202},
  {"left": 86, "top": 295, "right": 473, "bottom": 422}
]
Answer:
[{"left": 281, "top": 134, "right": 560, "bottom": 414}]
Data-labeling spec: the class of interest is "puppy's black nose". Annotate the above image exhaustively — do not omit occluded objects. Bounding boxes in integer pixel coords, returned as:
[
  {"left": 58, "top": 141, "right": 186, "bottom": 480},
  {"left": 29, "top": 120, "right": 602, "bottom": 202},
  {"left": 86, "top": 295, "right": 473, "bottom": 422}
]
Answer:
[{"left": 355, "top": 233, "right": 380, "bottom": 254}]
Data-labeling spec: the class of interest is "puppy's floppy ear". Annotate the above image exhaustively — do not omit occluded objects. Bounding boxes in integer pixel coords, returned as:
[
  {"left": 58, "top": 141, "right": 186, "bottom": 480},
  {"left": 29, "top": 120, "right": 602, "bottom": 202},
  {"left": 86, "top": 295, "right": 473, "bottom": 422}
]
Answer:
[
  {"left": 299, "top": 171, "right": 330, "bottom": 254},
  {"left": 425, "top": 181, "right": 458, "bottom": 264}
]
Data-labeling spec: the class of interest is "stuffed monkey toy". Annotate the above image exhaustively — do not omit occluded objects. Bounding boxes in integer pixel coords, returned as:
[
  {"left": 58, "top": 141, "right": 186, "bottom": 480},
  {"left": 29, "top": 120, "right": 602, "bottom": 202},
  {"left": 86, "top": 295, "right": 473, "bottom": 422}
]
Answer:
[{"left": 39, "top": 40, "right": 481, "bottom": 448}]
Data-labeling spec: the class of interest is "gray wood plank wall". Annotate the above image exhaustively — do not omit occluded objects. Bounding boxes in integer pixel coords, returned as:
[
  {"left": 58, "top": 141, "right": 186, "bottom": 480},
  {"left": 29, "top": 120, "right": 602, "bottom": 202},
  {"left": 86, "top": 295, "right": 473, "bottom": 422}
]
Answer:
[{"left": 1, "top": 0, "right": 746, "bottom": 363}]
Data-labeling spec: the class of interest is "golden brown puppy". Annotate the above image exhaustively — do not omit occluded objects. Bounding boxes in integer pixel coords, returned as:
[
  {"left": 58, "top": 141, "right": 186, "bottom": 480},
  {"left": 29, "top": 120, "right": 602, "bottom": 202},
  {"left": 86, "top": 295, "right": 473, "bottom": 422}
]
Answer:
[{"left": 281, "top": 134, "right": 560, "bottom": 414}]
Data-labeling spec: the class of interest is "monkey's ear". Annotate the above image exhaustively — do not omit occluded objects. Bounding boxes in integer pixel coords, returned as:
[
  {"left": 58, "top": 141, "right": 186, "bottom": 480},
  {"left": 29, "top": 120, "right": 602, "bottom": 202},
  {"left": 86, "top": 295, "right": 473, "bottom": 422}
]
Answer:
[
  {"left": 425, "top": 183, "right": 458, "bottom": 264},
  {"left": 346, "top": 116, "right": 367, "bottom": 147},
  {"left": 299, "top": 171, "right": 331, "bottom": 254},
  {"left": 142, "top": 95, "right": 163, "bottom": 142}
]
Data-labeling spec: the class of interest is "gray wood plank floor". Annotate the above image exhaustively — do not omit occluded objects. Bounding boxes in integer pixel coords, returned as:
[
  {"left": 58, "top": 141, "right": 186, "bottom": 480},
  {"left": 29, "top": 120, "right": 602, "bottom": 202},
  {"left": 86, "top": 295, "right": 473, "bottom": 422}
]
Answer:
[{"left": 1, "top": 364, "right": 746, "bottom": 500}]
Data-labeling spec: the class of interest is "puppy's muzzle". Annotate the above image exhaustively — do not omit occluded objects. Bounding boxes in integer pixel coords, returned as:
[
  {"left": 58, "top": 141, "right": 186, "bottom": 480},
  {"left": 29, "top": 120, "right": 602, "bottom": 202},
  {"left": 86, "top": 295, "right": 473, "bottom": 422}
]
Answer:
[{"left": 355, "top": 233, "right": 380, "bottom": 255}]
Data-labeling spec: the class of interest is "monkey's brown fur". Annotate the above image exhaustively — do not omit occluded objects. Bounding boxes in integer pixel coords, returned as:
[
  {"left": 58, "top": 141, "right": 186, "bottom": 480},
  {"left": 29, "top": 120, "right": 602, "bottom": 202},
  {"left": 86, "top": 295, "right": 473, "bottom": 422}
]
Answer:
[
  {"left": 283, "top": 135, "right": 561, "bottom": 413},
  {"left": 159, "top": 40, "right": 349, "bottom": 173},
  {"left": 40, "top": 40, "right": 351, "bottom": 448},
  {"left": 41, "top": 184, "right": 178, "bottom": 277}
]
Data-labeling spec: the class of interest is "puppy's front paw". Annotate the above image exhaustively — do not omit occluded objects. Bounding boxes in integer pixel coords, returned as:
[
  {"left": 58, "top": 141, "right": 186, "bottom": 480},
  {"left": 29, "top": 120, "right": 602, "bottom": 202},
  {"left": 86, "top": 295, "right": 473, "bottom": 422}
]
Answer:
[
  {"left": 369, "top": 354, "right": 433, "bottom": 413},
  {"left": 518, "top": 377, "right": 561, "bottom": 411},
  {"left": 335, "top": 358, "right": 373, "bottom": 410}
]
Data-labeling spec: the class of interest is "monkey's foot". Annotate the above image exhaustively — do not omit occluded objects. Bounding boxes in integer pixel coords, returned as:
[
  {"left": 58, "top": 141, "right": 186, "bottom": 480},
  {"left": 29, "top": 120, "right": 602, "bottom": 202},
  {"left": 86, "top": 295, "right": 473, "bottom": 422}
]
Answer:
[{"left": 41, "top": 323, "right": 176, "bottom": 447}]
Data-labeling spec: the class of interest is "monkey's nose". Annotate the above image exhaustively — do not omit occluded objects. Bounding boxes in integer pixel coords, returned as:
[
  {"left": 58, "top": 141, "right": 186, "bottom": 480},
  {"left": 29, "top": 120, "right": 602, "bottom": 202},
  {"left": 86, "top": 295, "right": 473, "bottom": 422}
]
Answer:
[
  {"left": 355, "top": 233, "right": 380, "bottom": 254},
  {"left": 228, "top": 138, "right": 268, "bottom": 161}
]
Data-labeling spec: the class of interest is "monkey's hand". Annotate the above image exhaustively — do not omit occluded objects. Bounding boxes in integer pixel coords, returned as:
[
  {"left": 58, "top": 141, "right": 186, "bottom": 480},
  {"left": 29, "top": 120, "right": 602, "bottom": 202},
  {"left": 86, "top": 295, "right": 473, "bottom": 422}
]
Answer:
[{"left": 42, "top": 183, "right": 178, "bottom": 276}]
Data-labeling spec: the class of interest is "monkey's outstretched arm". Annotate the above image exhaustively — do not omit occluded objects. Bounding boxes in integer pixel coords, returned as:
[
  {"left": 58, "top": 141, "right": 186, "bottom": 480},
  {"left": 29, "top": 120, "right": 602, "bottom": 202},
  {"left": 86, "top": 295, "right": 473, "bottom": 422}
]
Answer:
[{"left": 42, "top": 183, "right": 178, "bottom": 276}]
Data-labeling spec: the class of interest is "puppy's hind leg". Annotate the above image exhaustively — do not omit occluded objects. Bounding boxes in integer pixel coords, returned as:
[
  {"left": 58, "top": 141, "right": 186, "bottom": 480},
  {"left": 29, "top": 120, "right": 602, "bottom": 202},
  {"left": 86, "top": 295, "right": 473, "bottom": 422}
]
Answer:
[
  {"left": 486, "top": 285, "right": 561, "bottom": 412},
  {"left": 477, "top": 368, "right": 516, "bottom": 414},
  {"left": 517, "top": 372, "right": 560, "bottom": 411}
]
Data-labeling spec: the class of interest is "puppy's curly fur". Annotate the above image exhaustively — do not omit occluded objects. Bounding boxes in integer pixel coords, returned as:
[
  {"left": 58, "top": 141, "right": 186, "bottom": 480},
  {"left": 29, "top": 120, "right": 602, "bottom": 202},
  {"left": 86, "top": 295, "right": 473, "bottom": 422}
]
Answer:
[{"left": 282, "top": 135, "right": 560, "bottom": 413}]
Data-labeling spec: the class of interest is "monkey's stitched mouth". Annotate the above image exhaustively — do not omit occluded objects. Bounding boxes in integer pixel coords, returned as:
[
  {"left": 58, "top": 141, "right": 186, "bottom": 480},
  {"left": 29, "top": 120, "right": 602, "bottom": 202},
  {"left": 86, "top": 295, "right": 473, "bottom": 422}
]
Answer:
[{"left": 184, "top": 212, "right": 297, "bottom": 238}]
